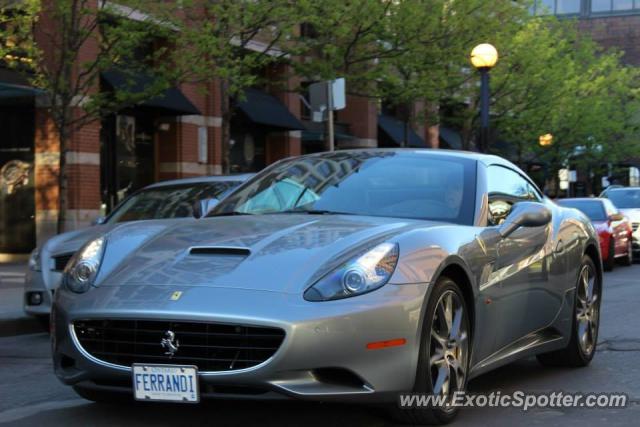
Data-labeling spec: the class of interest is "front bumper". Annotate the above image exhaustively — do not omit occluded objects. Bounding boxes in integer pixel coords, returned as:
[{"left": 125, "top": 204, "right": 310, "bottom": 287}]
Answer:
[
  {"left": 52, "top": 283, "right": 430, "bottom": 403},
  {"left": 24, "top": 269, "right": 55, "bottom": 316}
]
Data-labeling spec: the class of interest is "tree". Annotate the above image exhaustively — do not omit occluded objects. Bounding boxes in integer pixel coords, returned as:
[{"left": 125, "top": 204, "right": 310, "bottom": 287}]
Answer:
[
  {"left": 0, "top": 0, "right": 204, "bottom": 233},
  {"left": 291, "top": 0, "right": 530, "bottom": 148},
  {"left": 181, "top": 0, "right": 301, "bottom": 173},
  {"left": 375, "top": 0, "right": 530, "bottom": 148},
  {"left": 488, "top": 16, "right": 640, "bottom": 193}
]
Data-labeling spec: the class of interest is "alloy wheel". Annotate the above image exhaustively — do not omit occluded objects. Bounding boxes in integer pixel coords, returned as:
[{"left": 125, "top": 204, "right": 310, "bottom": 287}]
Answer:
[
  {"left": 575, "top": 264, "right": 599, "bottom": 356},
  {"left": 429, "top": 290, "right": 469, "bottom": 404}
]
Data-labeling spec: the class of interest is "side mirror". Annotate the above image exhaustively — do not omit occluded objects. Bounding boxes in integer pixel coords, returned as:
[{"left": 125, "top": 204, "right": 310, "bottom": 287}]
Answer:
[
  {"left": 92, "top": 216, "right": 106, "bottom": 226},
  {"left": 609, "top": 213, "right": 624, "bottom": 222},
  {"left": 498, "top": 202, "right": 551, "bottom": 238},
  {"left": 193, "top": 198, "right": 219, "bottom": 219}
]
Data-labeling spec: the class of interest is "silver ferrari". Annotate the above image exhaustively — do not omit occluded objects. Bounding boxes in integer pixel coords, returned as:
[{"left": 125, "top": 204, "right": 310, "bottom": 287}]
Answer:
[{"left": 52, "top": 149, "right": 601, "bottom": 424}]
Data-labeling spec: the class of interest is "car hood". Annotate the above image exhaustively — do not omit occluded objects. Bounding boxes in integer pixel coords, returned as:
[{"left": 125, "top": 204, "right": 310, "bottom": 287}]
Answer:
[
  {"left": 43, "top": 224, "right": 114, "bottom": 258},
  {"left": 99, "top": 214, "right": 434, "bottom": 293}
]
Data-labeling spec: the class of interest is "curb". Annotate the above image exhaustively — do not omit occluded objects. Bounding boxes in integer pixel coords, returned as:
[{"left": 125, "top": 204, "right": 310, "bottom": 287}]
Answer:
[{"left": 0, "top": 316, "right": 48, "bottom": 337}]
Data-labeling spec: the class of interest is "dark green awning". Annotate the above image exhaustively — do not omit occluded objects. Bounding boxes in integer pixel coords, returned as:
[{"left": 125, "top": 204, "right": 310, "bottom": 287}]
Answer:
[
  {"left": 101, "top": 70, "right": 201, "bottom": 116},
  {"left": 439, "top": 127, "right": 463, "bottom": 150},
  {"left": 236, "top": 88, "right": 305, "bottom": 130},
  {"left": 377, "top": 114, "right": 425, "bottom": 147},
  {"left": 0, "top": 68, "right": 42, "bottom": 99},
  {"left": 0, "top": 82, "right": 42, "bottom": 98}
]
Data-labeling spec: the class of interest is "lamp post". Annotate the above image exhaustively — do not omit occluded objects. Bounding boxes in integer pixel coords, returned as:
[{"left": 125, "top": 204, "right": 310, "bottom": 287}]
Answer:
[
  {"left": 539, "top": 133, "right": 553, "bottom": 147},
  {"left": 470, "top": 43, "right": 498, "bottom": 152}
]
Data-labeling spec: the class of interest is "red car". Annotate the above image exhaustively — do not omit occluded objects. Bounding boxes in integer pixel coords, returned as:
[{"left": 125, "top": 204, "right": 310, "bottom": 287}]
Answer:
[{"left": 557, "top": 198, "right": 633, "bottom": 270}]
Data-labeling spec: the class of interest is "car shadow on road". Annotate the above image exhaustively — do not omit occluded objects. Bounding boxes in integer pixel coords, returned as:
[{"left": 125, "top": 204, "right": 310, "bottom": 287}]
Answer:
[{"left": 4, "top": 399, "right": 391, "bottom": 427}]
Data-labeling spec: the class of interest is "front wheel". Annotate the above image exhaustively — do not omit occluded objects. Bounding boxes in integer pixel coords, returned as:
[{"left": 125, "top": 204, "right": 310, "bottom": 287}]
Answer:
[
  {"left": 537, "top": 255, "right": 600, "bottom": 367},
  {"left": 387, "top": 277, "right": 470, "bottom": 425}
]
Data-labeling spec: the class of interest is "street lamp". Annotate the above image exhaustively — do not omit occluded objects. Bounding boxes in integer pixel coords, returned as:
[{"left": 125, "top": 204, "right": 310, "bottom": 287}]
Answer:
[
  {"left": 470, "top": 43, "right": 498, "bottom": 152},
  {"left": 539, "top": 133, "right": 553, "bottom": 147}
]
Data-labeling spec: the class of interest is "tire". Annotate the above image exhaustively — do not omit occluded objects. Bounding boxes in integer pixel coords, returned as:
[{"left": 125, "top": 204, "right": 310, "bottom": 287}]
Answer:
[
  {"left": 386, "top": 277, "right": 471, "bottom": 425},
  {"left": 603, "top": 239, "right": 615, "bottom": 271},
  {"left": 537, "top": 255, "right": 600, "bottom": 367},
  {"left": 72, "top": 384, "right": 131, "bottom": 403},
  {"left": 619, "top": 239, "right": 633, "bottom": 267}
]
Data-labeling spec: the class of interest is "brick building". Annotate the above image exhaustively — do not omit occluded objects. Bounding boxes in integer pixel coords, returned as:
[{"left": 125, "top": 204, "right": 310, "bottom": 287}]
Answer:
[{"left": 0, "top": 5, "right": 443, "bottom": 259}]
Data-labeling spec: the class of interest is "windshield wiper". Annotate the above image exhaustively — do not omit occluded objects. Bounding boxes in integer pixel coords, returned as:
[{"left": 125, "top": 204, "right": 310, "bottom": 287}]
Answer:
[
  {"left": 280, "top": 209, "right": 355, "bottom": 215},
  {"left": 208, "top": 211, "right": 254, "bottom": 217}
]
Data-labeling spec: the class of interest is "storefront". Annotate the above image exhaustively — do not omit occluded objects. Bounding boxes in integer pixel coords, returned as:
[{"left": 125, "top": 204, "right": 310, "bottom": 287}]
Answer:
[
  {"left": 0, "top": 69, "right": 38, "bottom": 256},
  {"left": 377, "top": 114, "right": 425, "bottom": 148},
  {"left": 231, "top": 88, "right": 304, "bottom": 173},
  {"left": 100, "top": 70, "right": 201, "bottom": 212}
]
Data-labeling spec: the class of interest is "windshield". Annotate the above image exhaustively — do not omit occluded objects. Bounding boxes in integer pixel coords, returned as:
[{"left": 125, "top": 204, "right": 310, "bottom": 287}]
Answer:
[
  {"left": 605, "top": 189, "right": 640, "bottom": 209},
  {"left": 557, "top": 200, "right": 606, "bottom": 221},
  {"left": 107, "top": 181, "right": 241, "bottom": 223},
  {"left": 211, "top": 152, "right": 477, "bottom": 224}
]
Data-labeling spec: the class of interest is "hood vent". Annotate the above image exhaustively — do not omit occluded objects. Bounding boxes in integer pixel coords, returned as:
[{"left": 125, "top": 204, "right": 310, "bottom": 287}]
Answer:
[{"left": 189, "top": 246, "right": 251, "bottom": 257}]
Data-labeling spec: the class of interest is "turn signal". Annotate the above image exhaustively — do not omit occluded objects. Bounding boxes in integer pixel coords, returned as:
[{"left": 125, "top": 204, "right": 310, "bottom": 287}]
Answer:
[{"left": 366, "top": 338, "right": 406, "bottom": 350}]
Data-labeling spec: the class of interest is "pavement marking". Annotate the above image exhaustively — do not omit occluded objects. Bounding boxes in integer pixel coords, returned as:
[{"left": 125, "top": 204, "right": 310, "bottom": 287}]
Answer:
[{"left": 0, "top": 399, "right": 87, "bottom": 424}]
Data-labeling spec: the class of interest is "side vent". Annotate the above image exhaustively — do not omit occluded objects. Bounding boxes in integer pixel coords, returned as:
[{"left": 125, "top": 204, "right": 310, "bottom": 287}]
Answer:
[{"left": 189, "top": 246, "right": 251, "bottom": 257}]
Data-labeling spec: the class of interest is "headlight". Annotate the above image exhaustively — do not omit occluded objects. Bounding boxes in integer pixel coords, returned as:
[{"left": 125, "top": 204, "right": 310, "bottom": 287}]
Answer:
[
  {"left": 28, "top": 248, "right": 41, "bottom": 271},
  {"left": 304, "top": 242, "right": 399, "bottom": 301},
  {"left": 63, "top": 237, "right": 106, "bottom": 293}
]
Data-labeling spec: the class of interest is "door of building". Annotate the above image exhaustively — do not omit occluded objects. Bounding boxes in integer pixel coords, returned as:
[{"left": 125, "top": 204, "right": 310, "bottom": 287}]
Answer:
[{"left": 101, "top": 113, "right": 156, "bottom": 212}]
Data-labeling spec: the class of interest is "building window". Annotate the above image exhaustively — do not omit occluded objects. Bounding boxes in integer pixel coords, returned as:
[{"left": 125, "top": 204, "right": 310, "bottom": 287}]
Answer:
[
  {"left": 534, "top": 0, "right": 580, "bottom": 15},
  {"left": 592, "top": 0, "right": 640, "bottom": 12}
]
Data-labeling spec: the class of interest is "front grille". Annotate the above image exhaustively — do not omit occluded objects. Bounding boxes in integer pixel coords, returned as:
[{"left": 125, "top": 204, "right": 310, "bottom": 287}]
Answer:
[
  {"left": 633, "top": 222, "right": 639, "bottom": 232},
  {"left": 73, "top": 319, "right": 285, "bottom": 372},
  {"left": 52, "top": 253, "right": 74, "bottom": 272}
]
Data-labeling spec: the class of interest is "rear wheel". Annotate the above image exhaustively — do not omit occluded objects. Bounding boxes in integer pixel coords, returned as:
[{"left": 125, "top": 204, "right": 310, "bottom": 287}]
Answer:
[
  {"left": 537, "top": 255, "right": 600, "bottom": 367},
  {"left": 603, "top": 239, "right": 615, "bottom": 271},
  {"left": 386, "top": 277, "right": 470, "bottom": 425},
  {"left": 619, "top": 239, "right": 633, "bottom": 266}
]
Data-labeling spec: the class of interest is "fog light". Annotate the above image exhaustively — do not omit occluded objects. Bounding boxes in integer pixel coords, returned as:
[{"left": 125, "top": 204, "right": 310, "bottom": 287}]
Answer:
[{"left": 28, "top": 292, "right": 43, "bottom": 306}]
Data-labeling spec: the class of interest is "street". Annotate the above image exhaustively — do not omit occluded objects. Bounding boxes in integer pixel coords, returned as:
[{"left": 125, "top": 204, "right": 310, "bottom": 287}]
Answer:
[{"left": 0, "top": 264, "right": 638, "bottom": 426}]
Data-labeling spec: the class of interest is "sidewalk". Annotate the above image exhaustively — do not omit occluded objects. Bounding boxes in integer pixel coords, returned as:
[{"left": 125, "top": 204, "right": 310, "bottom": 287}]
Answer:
[{"left": 0, "top": 262, "right": 47, "bottom": 336}]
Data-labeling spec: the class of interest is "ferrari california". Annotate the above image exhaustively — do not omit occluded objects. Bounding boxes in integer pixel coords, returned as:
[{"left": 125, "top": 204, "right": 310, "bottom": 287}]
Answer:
[{"left": 52, "top": 150, "right": 601, "bottom": 424}]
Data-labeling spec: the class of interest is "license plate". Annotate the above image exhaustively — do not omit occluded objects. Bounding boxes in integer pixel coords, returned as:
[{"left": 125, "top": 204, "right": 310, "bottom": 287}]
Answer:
[{"left": 132, "top": 364, "right": 199, "bottom": 403}]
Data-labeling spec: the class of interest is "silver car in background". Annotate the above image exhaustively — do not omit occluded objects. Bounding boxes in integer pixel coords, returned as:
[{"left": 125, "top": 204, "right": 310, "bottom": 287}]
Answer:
[
  {"left": 52, "top": 150, "right": 600, "bottom": 424},
  {"left": 25, "top": 174, "right": 252, "bottom": 316}
]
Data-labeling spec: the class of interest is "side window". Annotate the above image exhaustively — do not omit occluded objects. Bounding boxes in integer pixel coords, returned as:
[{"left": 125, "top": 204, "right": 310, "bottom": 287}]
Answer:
[{"left": 486, "top": 166, "right": 539, "bottom": 226}]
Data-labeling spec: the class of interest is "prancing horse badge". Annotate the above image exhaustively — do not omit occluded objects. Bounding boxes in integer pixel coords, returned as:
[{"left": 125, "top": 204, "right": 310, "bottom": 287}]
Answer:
[{"left": 170, "top": 291, "right": 183, "bottom": 301}]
